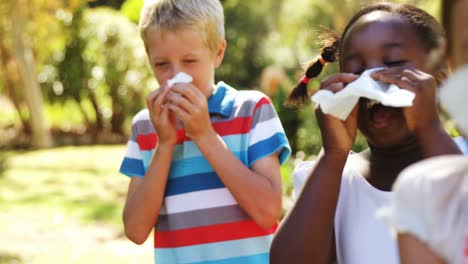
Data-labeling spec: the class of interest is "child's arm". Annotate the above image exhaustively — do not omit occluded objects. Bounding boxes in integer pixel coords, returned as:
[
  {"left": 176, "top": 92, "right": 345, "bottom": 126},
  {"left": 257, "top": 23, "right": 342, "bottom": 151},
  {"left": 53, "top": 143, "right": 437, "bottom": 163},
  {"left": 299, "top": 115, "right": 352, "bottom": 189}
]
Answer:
[
  {"left": 372, "top": 67, "right": 462, "bottom": 156},
  {"left": 122, "top": 86, "right": 177, "bottom": 244},
  {"left": 123, "top": 143, "right": 174, "bottom": 244},
  {"left": 398, "top": 233, "right": 447, "bottom": 264},
  {"left": 270, "top": 73, "right": 359, "bottom": 264}
]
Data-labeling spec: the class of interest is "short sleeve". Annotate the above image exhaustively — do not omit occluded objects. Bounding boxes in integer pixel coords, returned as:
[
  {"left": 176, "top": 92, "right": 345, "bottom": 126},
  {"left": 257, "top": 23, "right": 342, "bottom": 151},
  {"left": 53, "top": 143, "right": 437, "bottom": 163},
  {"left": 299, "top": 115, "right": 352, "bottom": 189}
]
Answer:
[
  {"left": 119, "top": 116, "right": 146, "bottom": 178},
  {"left": 291, "top": 161, "right": 315, "bottom": 200},
  {"left": 378, "top": 155, "right": 468, "bottom": 263},
  {"left": 247, "top": 95, "right": 291, "bottom": 167}
]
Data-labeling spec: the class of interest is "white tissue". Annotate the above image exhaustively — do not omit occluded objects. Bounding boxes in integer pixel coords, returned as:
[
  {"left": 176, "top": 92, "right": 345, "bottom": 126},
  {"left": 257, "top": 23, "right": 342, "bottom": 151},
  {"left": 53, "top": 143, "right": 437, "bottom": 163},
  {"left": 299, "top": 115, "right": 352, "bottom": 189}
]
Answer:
[
  {"left": 167, "top": 72, "right": 193, "bottom": 88},
  {"left": 311, "top": 68, "right": 415, "bottom": 120},
  {"left": 439, "top": 65, "right": 468, "bottom": 135}
]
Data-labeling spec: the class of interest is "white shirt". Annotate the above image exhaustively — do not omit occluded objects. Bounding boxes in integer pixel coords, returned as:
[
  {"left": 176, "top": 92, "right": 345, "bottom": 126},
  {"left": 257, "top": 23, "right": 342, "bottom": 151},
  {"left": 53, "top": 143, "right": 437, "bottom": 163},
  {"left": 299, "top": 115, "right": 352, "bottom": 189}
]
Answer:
[
  {"left": 293, "top": 159, "right": 399, "bottom": 264},
  {"left": 379, "top": 155, "right": 468, "bottom": 264}
]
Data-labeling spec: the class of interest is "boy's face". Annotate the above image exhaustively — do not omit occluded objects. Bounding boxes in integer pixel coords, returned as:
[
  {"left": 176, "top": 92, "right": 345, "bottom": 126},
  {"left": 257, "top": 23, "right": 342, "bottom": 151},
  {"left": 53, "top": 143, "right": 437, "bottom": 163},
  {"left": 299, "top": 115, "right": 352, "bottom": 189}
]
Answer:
[
  {"left": 146, "top": 26, "right": 226, "bottom": 98},
  {"left": 451, "top": 0, "right": 468, "bottom": 68}
]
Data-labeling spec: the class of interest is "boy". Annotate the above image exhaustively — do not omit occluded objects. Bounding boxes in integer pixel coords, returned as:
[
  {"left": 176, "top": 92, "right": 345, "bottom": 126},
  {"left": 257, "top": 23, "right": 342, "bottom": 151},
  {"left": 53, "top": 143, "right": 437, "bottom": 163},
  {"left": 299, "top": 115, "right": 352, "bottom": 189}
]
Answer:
[{"left": 119, "top": 0, "right": 291, "bottom": 263}]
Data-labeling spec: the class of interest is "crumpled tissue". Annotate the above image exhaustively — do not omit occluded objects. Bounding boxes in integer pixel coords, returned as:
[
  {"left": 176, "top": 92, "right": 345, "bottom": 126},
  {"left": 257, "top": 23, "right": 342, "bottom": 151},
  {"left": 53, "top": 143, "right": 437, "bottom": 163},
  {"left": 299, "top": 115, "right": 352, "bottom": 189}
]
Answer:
[
  {"left": 311, "top": 68, "right": 415, "bottom": 120},
  {"left": 167, "top": 72, "right": 193, "bottom": 87}
]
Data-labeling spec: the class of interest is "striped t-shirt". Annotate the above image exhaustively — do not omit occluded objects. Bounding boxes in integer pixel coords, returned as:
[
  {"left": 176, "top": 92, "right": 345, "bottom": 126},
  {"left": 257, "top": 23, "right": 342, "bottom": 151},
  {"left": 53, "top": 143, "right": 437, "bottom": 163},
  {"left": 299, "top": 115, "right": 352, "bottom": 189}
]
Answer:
[{"left": 120, "top": 82, "right": 291, "bottom": 263}]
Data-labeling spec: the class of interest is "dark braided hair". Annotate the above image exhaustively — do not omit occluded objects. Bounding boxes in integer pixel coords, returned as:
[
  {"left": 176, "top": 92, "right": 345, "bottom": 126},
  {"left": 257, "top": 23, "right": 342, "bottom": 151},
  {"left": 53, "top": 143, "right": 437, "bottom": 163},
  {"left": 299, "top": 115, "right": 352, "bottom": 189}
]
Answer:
[
  {"left": 285, "top": 2, "right": 446, "bottom": 106},
  {"left": 285, "top": 32, "right": 340, "bottom": 106}
]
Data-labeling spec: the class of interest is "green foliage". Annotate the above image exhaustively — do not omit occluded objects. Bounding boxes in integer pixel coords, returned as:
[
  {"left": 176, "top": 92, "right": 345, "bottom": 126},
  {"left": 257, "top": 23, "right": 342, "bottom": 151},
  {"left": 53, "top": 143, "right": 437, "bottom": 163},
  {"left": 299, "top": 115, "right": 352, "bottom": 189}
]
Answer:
[
  {"left": 83, "top": 8, "right": 154, "bottom": 132},
  {"left": 217, "top": 0, "right": 283, "bottom": 88},
  {"left": 120, "top": 0, "right": 143, "bottom": 24},
  {"left": 41, "top": 7, "right": 154, "bottom": 133}
]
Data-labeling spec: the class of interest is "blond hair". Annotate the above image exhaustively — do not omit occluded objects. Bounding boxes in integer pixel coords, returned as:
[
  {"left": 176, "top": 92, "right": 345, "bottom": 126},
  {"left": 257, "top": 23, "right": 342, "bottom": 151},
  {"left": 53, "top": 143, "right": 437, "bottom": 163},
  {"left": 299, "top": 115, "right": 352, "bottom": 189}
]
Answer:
[{"left": 139, "top": 0, "right": 225, "bottom": 54}]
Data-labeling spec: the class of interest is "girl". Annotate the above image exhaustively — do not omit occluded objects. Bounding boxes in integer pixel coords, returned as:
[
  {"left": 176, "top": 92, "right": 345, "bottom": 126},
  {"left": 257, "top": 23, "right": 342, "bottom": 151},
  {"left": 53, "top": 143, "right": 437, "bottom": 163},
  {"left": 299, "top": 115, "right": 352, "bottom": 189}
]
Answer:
[
  {"left": 379, "top": 1, "right": 468, "bottom": 263},
  {"left": 270, "top": 2, "right": 462, "bottom": 264}
]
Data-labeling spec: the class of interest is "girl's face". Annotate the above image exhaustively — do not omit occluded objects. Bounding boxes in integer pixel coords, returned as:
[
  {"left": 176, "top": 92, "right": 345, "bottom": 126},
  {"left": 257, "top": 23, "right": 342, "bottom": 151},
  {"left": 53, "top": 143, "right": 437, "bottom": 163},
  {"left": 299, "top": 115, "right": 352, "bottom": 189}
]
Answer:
[{"left": 340, "top": 11, "right": 434, "bottom": 148}]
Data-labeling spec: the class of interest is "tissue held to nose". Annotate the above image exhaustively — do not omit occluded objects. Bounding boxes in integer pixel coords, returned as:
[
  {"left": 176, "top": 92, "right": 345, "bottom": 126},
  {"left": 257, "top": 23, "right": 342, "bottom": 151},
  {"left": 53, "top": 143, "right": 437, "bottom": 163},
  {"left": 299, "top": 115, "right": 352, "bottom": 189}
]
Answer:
[
  {"left": 166, "top": 72, "right": 193, "bottom": 88},
  {"left": 311, "top": 68, "right": 415, "bottom": 120}
]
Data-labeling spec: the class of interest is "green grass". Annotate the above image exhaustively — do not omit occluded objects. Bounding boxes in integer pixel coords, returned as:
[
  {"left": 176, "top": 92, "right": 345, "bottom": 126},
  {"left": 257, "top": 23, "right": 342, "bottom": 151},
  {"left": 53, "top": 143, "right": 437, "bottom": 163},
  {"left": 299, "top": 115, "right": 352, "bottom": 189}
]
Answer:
[
  {"left": 0, "top": 145, "right": 296, "bottom": 263},
  {"left": 0, "top": 145, "right": 152, "bottom": 264},
  {"left": 0, "top": 146, "right": 127, "bottom": 225}
]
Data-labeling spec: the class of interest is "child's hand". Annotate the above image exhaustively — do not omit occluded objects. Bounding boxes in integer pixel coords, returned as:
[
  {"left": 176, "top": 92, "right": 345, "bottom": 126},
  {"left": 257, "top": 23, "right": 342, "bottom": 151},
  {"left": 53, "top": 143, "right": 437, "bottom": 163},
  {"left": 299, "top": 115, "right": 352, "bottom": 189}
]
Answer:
[
  {"left": 146, "top": 85, "right": 178, "bottom": 146},
  {"left": 166, "top": 83, "right": 213, "bottom": 141},
  {"left": 371, "top": 67, "right": 440, "bottom": 136},
  {"left": 316, "top": 73, "right": 360, "bottom": 154}
]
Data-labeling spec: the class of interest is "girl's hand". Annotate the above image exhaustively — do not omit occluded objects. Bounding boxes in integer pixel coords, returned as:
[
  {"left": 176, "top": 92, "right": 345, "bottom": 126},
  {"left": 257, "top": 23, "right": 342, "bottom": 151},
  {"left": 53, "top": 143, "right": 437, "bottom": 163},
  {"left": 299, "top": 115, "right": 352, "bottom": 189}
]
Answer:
[
  {"left": 371, "top": 67, "right": 440, "bottom": 136},
  {"left": 316, "top": 73, "right": 360, "bottom": 155},
  {"left": 146, "top": 85, "right": 178, "bottom": 146},
  {"left": 166, "top": 84, "right": 214, "bottom": 141}
]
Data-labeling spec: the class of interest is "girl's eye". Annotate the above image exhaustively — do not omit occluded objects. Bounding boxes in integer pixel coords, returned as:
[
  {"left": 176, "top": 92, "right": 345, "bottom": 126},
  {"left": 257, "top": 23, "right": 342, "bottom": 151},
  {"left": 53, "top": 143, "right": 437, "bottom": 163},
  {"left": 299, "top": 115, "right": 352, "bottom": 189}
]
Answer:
[
  {"left": 184, "top": 59, "right": 197, "bottom": 64},
  {"left": 385, "top": 60, "right": 407, "bottom": 67},
  {"left": 354, "top": 69, "right": 364, "bottom": 75}
]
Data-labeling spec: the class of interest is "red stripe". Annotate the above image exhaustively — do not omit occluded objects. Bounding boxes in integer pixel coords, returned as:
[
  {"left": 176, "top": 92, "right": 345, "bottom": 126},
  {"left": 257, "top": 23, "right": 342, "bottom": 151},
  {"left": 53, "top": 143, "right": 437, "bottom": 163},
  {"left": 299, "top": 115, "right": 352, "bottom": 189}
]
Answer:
[
  {"left": 254, "top": 97, "right": 271, "bottom": 111},
  {"left": 175, "top": 116, "right": 252, "bottom": 144},
  {"left": 137, "top": 134, "right": 158, "bottom": 151},
  {"left": 213, "top": 116, "right": 252, "bottom": 137},
  {"left": 154, "top": 220, "right": 277, "bottom": 248},
  {"left": 138, "top": 117, "right": 252, "bottom": 149}
]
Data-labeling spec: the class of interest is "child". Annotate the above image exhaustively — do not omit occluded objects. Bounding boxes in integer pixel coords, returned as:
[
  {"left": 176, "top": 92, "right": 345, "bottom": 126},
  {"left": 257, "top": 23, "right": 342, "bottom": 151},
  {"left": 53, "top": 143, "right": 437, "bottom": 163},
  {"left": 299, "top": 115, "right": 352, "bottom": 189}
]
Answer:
[
  {"left": 119, "top": 0, "right": 291, "bottom": 263},
  {"left": 270, "top": 2, "right": 462, "bottom": 264},
  {"left": 377, "top": 1, "right": 468, "bottom": 263}
]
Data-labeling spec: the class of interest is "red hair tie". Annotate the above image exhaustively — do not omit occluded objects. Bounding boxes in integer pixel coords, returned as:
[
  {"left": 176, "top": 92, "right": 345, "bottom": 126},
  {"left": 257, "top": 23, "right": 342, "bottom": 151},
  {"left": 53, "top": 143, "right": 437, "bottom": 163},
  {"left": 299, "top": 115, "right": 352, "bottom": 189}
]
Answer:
[
  {"left": 318, "top": 56, "right": 327, "bottom": 66},
  {"left": 300, "top": 75, "right": 310, "bottom": 85}
]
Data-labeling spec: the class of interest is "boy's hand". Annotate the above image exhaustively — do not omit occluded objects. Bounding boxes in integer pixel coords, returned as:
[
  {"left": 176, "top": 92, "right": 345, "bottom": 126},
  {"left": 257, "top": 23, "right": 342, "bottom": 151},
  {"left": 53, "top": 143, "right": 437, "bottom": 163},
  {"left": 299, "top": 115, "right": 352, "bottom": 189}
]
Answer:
[
  {"left": 371, "top": 67, "right": 440, "bottom": 137},
  {"left": 166, "top": 83, "right": 214, "bottom": 141},
  {"left": 146, "top": 85, "right": 178, "bottom": 146},
  {"left": 316, "top": 73, "right": 360, "bottom": 155}
]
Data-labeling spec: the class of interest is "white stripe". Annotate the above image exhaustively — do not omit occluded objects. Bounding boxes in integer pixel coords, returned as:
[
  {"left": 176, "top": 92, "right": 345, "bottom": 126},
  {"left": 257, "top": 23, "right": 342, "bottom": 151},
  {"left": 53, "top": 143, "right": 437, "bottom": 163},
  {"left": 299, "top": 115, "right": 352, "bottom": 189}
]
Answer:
[
  {"left": 132, "top": 109, "right": 149, "bottom": 124},
  {"left": 160, "top": 188, "right": 237, "bottom": 215},
  {"left": 231, "top": 91, "right": 264, "bottom": 109},
  {"left": 249, "top": 118, "right": 284, "bottom": 146},
  {"left": 124, "top": 140, "right": 142, "bottom": 160}
]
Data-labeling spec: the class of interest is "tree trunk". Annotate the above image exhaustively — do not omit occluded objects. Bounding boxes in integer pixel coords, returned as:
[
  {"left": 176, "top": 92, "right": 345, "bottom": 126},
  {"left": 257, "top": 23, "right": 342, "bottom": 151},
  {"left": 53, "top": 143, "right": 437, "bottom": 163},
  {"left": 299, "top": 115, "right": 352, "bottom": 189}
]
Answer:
[
  {"left": 10, "top": 0, "right": 52, "bottom": 148},
  {"left": 0, "top": 35, "right": 30, "bottom": 133},
  {"left": 111, "top": 98, "right": 125, "bottom": 134},
  {"left": 88, "top": 88, "right": 104, "bottom": 131}
]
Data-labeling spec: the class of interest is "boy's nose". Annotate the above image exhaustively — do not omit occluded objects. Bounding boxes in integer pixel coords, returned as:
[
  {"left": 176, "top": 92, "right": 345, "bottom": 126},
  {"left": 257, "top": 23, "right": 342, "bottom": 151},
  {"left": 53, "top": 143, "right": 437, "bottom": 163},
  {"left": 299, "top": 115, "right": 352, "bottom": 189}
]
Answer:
[{"left": 169, "top": 64, "right": 184, "bottom": 79}]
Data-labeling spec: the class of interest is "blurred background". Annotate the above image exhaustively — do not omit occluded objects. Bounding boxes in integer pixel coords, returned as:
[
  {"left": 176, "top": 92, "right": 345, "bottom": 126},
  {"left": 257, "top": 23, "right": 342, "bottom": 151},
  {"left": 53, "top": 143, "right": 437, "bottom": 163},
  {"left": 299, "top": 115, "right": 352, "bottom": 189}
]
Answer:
[{"left": 0, "top": 0, "right": 442, "bottom": 263}]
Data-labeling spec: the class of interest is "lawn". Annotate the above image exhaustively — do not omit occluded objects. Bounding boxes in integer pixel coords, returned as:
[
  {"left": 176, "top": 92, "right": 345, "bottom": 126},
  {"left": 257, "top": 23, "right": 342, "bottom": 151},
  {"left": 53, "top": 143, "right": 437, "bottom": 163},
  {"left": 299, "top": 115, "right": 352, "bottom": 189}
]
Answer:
[
  {"left": 0, "top": 145, "right": 152, "bottom": 264},
  {"left": 0, "top": 145, "right": 295, "bottom": 264}
]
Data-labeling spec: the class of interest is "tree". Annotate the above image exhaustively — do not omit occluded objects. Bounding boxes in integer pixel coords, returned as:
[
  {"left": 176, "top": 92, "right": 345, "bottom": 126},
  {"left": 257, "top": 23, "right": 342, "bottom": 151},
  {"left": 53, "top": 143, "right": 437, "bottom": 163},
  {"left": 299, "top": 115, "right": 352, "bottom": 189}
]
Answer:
[
  {"left": 9, "top": 0, "right": 52, "bottom": 148},
  {"left": 0, "top": 6, "right": 30, "bottom": 133}
]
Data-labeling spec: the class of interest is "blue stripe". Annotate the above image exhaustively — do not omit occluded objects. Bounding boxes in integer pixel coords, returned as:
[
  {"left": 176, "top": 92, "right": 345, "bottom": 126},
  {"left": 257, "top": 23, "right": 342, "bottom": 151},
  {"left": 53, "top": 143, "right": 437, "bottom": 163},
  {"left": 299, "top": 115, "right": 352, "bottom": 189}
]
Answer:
[
  {"left": 132, "top": 134, "right": 250, "bottom": 179},
  {"left": 165, "top": 172, "right": 225, "bottom": 196},
  {"left": 248, "top": 132, "right": 291, "bottom": 167},
  {"left": 119, "top": 157, "right": 145, "bottom": 177},
  {"left": 169, "top": 151, "right": 244, "bottom": 179},
  {"left": 141, "top": 150, "right": 154, "bottom": 169},
  {"left": 155, "top": 235, "right": 273, "bottom": 263},
  {"left": 193, "top": 253, "right": 269, "bottom": 264},
  {"left": 172, "top": 134, "right": 248, "bottom": 161}
]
